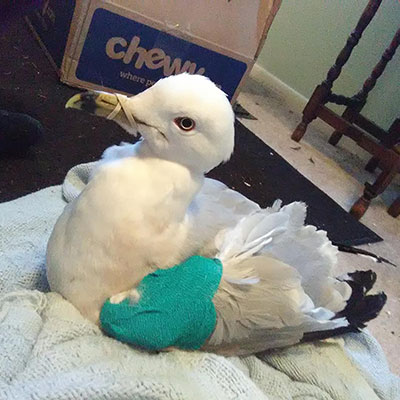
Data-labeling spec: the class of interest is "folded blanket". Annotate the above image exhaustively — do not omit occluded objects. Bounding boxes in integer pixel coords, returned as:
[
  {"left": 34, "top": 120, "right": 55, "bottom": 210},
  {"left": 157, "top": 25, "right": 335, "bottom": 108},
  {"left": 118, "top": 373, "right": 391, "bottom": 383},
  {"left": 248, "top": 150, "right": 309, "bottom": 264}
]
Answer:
[{"left": 0, "top": 163, "right": 399, "bottom": 400}]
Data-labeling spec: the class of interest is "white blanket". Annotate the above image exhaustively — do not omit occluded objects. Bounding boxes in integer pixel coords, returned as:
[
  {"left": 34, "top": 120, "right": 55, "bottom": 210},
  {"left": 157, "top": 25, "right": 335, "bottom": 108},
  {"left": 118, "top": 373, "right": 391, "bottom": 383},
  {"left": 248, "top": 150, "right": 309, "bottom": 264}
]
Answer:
[{"left": 0, "top": 163, "right": 399, "bottom": 400}]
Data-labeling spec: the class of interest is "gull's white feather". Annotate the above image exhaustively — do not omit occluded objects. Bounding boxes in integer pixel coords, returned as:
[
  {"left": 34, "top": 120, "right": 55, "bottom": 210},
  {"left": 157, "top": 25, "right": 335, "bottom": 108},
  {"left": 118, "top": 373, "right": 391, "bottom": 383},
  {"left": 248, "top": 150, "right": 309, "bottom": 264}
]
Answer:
[
  {"left": 203, "top": 207, "right": 351, "bottom": 355},
  {"left": 215, "top": 200, "right": 351, "bottom": 313}
]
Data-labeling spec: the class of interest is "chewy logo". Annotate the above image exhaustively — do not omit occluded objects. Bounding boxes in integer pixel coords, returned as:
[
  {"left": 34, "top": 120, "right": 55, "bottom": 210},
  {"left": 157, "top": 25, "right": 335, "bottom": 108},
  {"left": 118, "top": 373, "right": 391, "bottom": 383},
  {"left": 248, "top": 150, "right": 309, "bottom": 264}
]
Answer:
[{"left": 106, "top": 36, "right": 206, "bottom": 76}]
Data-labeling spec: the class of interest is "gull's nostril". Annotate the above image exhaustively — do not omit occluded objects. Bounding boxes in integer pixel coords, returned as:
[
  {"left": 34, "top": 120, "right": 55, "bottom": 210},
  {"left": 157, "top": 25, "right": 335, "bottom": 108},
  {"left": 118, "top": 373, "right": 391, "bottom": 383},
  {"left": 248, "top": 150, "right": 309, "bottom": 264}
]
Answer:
[{"left": 80, "top": 92, "right": 98, "bottom": 114}]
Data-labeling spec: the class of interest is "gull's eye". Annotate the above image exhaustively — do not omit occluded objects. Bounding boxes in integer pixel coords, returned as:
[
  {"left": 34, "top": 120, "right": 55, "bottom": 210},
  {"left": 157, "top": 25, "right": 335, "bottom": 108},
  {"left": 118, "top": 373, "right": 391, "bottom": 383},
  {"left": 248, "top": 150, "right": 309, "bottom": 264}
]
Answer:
[{"left": 174, "top": 117, "right": 195, "bottom": 132}]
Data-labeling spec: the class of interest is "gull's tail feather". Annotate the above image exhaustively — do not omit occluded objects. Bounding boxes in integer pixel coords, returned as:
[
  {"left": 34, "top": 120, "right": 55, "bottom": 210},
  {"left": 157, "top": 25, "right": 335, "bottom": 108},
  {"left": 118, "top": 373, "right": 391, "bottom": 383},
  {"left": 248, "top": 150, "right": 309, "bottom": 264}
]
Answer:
[
  {"left": 215, "top": 201, "right": 351, "bottom": 312},
  {"left": 206, "top": 254, "right": 350, "bottom": 356},
  {"left": 302, "top": 270, "right": 387, "bottom": 342},
  {"left": 204, "top": 201, "right": 386, "bottom": 355}
]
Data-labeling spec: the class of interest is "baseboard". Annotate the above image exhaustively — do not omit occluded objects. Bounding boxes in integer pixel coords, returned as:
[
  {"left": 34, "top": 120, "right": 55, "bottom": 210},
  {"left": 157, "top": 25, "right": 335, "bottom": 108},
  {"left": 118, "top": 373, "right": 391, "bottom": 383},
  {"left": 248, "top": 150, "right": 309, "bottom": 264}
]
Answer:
[{"left": 249, "top": 63, "right": 308, "bottom": 114}]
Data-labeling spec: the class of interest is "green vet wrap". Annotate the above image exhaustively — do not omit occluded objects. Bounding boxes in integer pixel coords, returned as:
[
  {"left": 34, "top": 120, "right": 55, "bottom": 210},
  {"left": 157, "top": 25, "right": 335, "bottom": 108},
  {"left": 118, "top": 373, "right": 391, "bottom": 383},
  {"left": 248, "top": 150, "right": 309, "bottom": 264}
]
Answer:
[{"left": 100, "top": 255, "right": 223, "bottom": 351}]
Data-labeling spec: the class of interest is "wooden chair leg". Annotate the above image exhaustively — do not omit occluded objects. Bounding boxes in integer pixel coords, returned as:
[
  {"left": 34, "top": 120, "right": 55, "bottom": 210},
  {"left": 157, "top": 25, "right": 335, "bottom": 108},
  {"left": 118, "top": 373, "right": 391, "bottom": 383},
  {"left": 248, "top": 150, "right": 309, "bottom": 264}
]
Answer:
[
  {"left": 292, "top": 85, "right": 329, "bottom": 142},
  {"left": 328, "top": 131, "right": 344, "bottom": 146},
  {"left": 365, "top": 156, "right": 380, "bottom": 173},
  {"left": 364, "top": 118, "right": 400, "bottom": 173},
  {"left": 382, "top": 118, "right": 400, "bottom": 148},
  {"left": 350, "top": 196, "right": 371, "bottom": 220},
  {"left": 292, "top": 0, "right": 383, "bottom": 144},
  {"left": 292, "top": 119, "right": 311, "bottom": 143},
  {"left": 350, "top": 165, "right": 399, "bottom": 219},
  {"left": 328, "top": 108, "right": 358, "bottom": 146},
  {"left": 388, "top": 197, "right": 400, "bottom": 218},
  {"left": 329, "top": 29, "right": 400, "bottom": 149}
]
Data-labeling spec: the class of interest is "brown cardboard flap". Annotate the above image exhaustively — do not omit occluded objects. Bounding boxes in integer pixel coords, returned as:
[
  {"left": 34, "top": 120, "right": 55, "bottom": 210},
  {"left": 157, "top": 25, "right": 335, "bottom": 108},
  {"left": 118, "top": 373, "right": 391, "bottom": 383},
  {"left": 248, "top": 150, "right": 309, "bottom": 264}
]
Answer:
[{"left": 92, "top": 0, "right": 279, "bottom": 59}]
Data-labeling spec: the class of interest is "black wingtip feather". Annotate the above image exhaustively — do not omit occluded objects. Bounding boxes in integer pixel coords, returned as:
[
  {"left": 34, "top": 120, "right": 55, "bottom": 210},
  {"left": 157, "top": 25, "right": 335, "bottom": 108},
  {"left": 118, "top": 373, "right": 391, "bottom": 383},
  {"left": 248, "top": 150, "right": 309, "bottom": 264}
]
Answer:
[
  {"left": 302, "top": 270, "right": 387, "bottom": 343},
  {"left": 347, "top": 270, "right": 377, "bottom": 293}
]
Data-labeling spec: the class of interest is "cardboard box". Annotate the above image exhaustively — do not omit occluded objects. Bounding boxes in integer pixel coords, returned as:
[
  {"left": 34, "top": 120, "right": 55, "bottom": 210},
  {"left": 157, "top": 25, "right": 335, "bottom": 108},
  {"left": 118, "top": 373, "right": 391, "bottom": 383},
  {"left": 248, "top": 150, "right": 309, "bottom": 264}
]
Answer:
[{"left": 26, "top": 0, "right": 281, "bottom": 102}]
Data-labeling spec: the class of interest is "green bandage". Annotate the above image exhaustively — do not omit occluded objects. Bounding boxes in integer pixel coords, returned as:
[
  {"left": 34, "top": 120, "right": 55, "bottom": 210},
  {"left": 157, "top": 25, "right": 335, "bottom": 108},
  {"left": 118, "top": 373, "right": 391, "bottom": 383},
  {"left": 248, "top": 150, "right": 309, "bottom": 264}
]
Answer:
[{"left": 100, "top": 255, "right": 222, "bottom": 350}]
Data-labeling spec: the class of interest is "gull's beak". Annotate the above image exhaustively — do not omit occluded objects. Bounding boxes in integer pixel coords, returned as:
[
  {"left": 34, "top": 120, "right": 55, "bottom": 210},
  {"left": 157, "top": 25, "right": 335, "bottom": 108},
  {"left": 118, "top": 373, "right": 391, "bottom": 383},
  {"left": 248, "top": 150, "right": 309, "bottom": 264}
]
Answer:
[
  {"left": 65, "top": 91, "right": 120, "bottom": 115},
  {"left": 65, "top": 91, "right": 138, "bottom": 136}
]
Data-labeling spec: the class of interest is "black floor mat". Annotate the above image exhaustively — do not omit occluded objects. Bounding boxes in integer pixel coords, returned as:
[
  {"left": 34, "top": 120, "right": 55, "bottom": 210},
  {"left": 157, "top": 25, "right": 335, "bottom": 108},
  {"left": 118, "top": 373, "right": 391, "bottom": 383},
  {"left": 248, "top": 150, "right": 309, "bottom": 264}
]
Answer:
[
  {"left": 209, "top": 121, "right": 382, "bottom": 246},
  {"left": 0, "top": 19, "right": 381, "bottom": 246}
]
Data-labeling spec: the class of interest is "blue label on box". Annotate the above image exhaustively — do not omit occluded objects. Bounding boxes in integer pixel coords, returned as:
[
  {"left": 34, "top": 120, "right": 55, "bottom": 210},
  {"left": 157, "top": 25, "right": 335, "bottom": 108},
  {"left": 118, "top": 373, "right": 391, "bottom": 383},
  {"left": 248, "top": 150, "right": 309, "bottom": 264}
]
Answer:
[{"left": 76, "top": 8, "right": 247, "bottom": 99}]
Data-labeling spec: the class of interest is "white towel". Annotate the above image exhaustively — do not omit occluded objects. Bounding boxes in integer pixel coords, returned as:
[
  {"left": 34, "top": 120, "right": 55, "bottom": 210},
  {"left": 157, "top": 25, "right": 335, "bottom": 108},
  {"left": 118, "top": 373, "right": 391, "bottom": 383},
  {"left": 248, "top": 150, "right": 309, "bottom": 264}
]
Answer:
[{"left": 0, "top": 163, "right": 398, "bottom": 400}]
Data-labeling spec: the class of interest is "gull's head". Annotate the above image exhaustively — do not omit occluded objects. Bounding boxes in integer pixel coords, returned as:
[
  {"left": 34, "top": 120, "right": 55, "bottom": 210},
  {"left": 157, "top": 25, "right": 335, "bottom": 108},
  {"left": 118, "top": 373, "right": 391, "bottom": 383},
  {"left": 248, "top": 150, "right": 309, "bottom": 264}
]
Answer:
[{"left": 65, "top": 74, "right": 235, "bottom": 173}]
